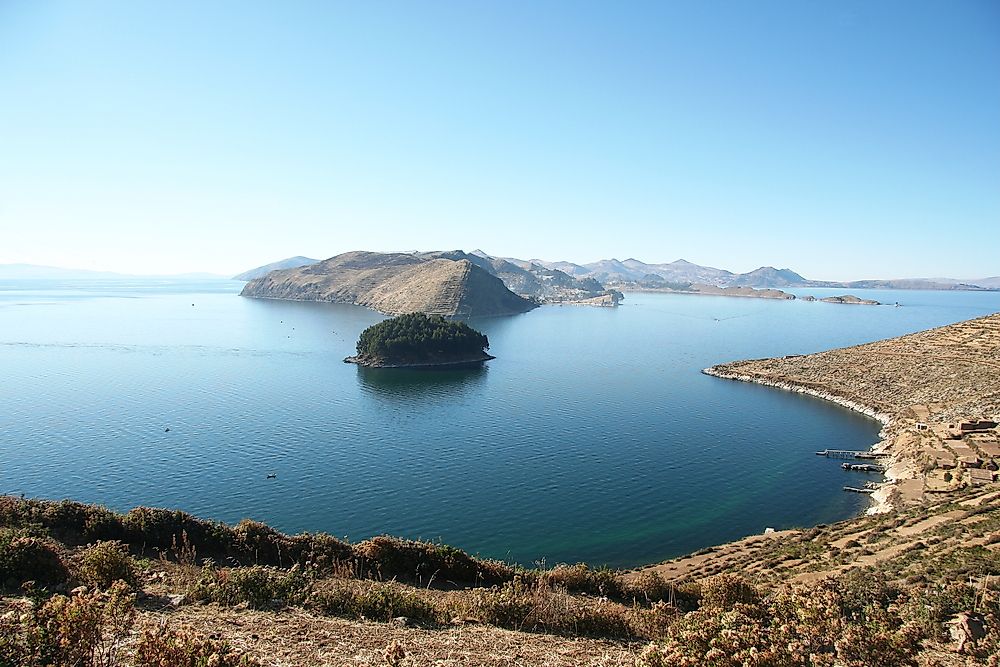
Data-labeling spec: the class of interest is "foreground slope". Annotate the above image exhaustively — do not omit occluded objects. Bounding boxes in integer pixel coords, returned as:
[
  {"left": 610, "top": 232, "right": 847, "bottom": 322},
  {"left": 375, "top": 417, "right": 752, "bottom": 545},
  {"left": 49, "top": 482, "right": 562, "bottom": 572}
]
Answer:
[
  {"left": 2, "top": 489, "right": 998, "bottom": 666},
  {"left": 240, "top": 251, "right": 536, "bottom": 317}
]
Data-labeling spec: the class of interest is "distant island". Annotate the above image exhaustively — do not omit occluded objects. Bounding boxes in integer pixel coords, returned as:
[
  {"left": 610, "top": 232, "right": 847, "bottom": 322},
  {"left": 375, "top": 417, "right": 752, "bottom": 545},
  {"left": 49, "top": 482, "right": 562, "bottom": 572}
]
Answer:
[
  {"left": 345, "top": 312, "right": 494, "bottom": 368},
  {"left": 233, "top": 252, "right": 999, "bottom": 304},
  {"left": 240, "top": 251, "right": 538, "bottom": 317},
  {"left": 238, "top": 250, "right": 621, "bottom": 316}
]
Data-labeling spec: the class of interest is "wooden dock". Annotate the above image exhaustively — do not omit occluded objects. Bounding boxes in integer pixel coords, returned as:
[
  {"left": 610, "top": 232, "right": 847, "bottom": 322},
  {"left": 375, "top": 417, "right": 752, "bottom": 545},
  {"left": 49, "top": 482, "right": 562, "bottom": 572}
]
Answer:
[
  {"left": 841, "top": 462, "right": 885, "bottom": 472},
  {"left": 816, "top": 449, "right": 888, "bottom": 459}
]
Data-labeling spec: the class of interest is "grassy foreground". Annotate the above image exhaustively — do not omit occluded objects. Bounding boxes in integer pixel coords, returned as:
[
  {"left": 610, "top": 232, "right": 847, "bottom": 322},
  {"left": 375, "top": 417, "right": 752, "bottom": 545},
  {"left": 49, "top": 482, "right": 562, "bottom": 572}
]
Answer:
[{"left": 1, "top": 491, "right": 999, "bottom": 666}]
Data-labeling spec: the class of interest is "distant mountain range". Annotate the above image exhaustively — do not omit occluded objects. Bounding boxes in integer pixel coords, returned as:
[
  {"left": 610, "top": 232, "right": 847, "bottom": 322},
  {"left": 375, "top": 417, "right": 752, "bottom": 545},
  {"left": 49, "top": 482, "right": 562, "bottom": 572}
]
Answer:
[{"left": 234, "top": 254, "right": 998, "bottom": 292}]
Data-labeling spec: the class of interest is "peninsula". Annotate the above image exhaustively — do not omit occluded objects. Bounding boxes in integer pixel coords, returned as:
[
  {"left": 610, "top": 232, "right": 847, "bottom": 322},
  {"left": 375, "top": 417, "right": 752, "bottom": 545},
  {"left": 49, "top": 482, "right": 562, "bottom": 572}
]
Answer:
[
  {"left": 705, "top": 312, "right": 1000, "bottom": 510},
  {"left": 344, "top": 312, "right": 494, "bottom": 368}
]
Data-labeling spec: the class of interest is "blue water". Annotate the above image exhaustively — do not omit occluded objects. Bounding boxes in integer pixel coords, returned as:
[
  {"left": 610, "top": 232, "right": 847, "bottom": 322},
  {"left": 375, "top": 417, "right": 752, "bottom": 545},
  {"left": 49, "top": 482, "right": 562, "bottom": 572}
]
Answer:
[{"left": 2, "top": 279, "right": 998, "bottom": 567}]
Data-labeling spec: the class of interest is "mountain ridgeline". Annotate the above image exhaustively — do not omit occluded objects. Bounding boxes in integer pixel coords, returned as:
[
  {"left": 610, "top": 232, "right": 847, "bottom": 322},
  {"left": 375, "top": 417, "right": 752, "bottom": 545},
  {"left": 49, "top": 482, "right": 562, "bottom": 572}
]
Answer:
[
  {"left": 346, "top": 313, "right": 492, "bottom": 367},
  {"left": 235, "top": 252, "right": 1000, "bottom": 301}
]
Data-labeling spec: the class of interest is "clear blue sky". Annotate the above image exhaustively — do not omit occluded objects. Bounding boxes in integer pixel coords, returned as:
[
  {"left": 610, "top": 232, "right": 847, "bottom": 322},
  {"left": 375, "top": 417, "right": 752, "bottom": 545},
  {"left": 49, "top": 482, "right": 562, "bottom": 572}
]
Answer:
[{"left": 1, "top": 1, "right": 997, "bottom": 279}]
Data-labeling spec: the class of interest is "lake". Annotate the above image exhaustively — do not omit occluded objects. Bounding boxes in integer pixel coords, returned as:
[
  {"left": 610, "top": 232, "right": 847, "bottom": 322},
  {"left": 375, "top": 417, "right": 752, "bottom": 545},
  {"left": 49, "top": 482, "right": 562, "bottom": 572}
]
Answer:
[{"left": 2, "top": 279, "right": 998, "bottom": 568}]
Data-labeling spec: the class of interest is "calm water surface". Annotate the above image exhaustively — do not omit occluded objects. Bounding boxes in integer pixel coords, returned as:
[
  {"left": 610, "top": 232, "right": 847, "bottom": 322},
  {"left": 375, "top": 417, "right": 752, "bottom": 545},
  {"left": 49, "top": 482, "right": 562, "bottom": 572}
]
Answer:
[{"left": 2, "top": 279, "right": 998, "bottom": 567}]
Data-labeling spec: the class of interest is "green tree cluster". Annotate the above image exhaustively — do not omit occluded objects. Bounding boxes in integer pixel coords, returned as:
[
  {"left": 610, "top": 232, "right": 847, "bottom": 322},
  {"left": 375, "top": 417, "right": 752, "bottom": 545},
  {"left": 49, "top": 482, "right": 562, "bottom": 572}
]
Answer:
[{"left": 355, "top": 313, "right": 489, "bottom": 363}]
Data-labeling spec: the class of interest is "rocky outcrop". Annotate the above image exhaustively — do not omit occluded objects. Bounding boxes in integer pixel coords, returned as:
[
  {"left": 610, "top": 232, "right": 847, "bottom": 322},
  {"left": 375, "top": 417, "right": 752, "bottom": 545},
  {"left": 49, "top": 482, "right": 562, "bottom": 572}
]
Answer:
[
  {"left": 620, "top": 282, "right": 795, "bottom": 300},
  {"left": 418, "top": 250, "right": 610, "bottom": 304},
  {"left": 820, "top": 294, "right": 880, "bottom": 305},
  {"left": 240, "top": 251, "right": 536, "bottom": 317}
]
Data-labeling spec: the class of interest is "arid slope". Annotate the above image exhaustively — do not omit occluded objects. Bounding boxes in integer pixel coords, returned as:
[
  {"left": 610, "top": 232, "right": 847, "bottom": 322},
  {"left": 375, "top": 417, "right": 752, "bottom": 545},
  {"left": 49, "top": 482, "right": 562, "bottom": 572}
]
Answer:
[{"left": 240, "top": 251, "right": 536, "bottom": 317}]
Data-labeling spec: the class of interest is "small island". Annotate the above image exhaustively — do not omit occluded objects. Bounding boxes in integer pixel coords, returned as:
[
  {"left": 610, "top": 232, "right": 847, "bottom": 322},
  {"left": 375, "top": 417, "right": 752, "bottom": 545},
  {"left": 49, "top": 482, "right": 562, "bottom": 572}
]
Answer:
[
  {"left": 345, "top": 312, "right": 495, "bottom": 368},
  {"left": 819, "top": 294, "right": 881, "bottom": 305}
]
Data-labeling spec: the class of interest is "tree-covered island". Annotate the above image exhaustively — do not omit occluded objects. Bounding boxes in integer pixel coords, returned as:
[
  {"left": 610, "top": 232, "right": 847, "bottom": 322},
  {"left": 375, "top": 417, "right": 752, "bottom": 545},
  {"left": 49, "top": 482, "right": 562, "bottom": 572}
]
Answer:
[{"left": 345, "top": 312, "right": 494, "bottom": 368}]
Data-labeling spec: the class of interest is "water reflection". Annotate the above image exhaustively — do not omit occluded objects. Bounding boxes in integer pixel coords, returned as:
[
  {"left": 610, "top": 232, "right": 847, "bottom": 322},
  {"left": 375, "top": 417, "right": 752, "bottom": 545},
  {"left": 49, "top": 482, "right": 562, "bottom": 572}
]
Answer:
[{"left": 356, "top": 364, "right": 489, "bottom": 401}]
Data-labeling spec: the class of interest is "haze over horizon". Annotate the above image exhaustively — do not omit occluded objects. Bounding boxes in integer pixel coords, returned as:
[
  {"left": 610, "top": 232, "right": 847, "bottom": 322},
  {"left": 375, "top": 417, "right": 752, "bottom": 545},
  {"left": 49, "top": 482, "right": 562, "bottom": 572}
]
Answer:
[{"left": 1, "top": 1, "right": 997, "bottom": 280}]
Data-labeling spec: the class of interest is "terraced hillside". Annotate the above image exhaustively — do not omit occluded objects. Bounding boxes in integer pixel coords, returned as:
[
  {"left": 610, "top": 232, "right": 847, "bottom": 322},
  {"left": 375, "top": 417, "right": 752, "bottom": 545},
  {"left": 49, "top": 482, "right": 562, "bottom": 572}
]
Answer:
[{"left": 240, "top": 251, "right": 536, "bottom": 317}]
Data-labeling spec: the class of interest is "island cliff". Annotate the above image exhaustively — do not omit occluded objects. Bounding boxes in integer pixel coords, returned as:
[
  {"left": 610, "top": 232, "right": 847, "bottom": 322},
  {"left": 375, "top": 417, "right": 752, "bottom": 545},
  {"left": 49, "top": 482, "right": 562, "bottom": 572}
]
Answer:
[{"left": 240, "top": 251, "right": 536, "bottom": 317}]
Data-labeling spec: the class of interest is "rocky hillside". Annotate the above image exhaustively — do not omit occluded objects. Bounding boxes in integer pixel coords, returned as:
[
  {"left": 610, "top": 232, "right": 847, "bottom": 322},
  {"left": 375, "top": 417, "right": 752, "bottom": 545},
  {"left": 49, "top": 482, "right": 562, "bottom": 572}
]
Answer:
[
  {"left": 239, "top": 251, "right": 536, "bottom": 317},
  {"left": 420, "top": 251, "right": 612, "bottom": 304},
  {"left": 233, "top": 256, "right": 319, "bottom": 281}
]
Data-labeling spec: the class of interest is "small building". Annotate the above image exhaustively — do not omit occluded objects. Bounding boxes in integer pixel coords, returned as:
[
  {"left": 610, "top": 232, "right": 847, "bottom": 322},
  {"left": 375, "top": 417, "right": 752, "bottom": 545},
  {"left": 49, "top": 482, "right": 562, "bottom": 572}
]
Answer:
[
  {"left": 915, "top": 422, "right": 929, "bottom": 431},
  {"left": 960, "top": 420, "right": 999, "bottom": 432},
  {"left": 968, "top": 468, "right": 994, "bottom": 486},
  {"left": 959, "top": 456, "right": 982, "bottom": 469},
  {"left": 978, "top": 442, "right": 1000, "bottom": 457}
]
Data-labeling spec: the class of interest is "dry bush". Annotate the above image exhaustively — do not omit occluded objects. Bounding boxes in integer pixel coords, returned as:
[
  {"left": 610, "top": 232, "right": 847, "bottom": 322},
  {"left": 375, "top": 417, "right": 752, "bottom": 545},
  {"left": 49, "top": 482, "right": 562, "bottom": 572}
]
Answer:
[
  {"left": 539, "top": 563, "right": 624, "bottom": 598},
  {"left": 0, "top": 581, "right": 135, "bottom": 667},
  {"left": 450, "top": 577, "right": 640, "bottom": 638},
  {"left": 639, "top": 579, "right": 922, "bottom": 667},
  {"left": 699, "top": 573, "right": 761, "bottom": 609},
  {"left": 353, "top": 535, "right": 512, "bottom": 586},
  {"left": 134, "top": 621, "right": 259, "bottom": 667},
  {"left": 626, "top": 570, "right": 671, "bottom": 604},
  {"left": 79, "top": 541, "right": 138, "bottom": 590},
  {"left": 188, "top": 564, "right": 312, "bottom": 609},
  {"left": 310, "top": 579, "right": 438, "bottom": 624},
  {"left": 0, "top": 531, "right": 69, "bottom": 591}
]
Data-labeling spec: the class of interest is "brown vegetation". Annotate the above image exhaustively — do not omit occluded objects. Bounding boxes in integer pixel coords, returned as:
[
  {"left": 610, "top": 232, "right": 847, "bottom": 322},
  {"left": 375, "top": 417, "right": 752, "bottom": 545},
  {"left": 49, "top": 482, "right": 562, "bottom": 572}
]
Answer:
[{"left": 2, "top": 490, "right": 999, "bottom": 665}]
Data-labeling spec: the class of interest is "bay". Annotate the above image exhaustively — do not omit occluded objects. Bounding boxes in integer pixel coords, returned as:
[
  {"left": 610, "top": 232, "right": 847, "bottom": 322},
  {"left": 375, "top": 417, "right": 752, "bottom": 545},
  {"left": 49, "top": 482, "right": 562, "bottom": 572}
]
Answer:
[{"left": 2, "top": 278, "right": 998, "bottom": 567}]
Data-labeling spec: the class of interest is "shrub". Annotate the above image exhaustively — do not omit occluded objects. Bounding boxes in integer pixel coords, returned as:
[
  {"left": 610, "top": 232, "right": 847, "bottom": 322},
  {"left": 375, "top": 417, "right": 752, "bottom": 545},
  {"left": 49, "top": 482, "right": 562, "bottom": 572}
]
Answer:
[
  {"left": 639, "top": 579, "right": 925, "bottom": 667},
  {"left": 189, "top": 564, "right": 311, "bottom": 609},
  {"left": 311, "top": 580, "right": 437, "bottom": 624},
  {"left": 457, "top": 577, "right": 639, "bottom": 638},
  {"left": 465, "top": 577, "right": 536, "bottom": 629},
  {"left": 79, "top": 541, "right": 139, "bottom": 590},
  {"left": 134, "top": 622, "right": 259, "bottom": 667},
  {"left": 0, "top": 581, "right": 135, "bottom": 667},
  {"left": 0, "top": 531, "right": 69, "bottom": 591},
  {"left": 353, "top": 536, "right": 511, "bottom": 586},
  {"left": 699, "top": 573, "right": 760, "bottom": 609},
  {"left": 627, "top": 570, "right": 671, "bottom": 604},
  {"left": 541, "top": 563, "right": 624, "bottom": 598}
]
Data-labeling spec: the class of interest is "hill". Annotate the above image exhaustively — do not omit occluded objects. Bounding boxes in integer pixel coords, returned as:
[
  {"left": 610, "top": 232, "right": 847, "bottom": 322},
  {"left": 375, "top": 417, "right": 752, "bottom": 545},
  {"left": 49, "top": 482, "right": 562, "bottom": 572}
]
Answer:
[
  {"left": 240, "top": 251, "right": 536, "bottom": 317},
  {"left": 419, "top": 251, "right": 612, "bottom": 303},
  {"left": 233, "top": 256, "right": 319, "bottom": 281}
]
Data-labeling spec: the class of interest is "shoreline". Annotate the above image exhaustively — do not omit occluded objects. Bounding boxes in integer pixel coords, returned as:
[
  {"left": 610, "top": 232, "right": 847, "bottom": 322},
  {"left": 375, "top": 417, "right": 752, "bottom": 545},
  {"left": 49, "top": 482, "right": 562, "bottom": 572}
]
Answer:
[
  {"left": 702, "top": 365, "right": 899, "bottom": 515},
  {"left": 700, "top": 313, "right": 1000, "bottom": 520},
  {"left": 344, "top": 353, "right": 495, "bottom": 368}
]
